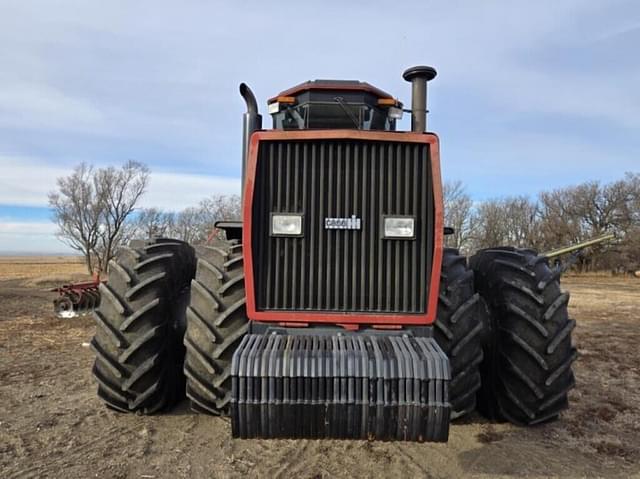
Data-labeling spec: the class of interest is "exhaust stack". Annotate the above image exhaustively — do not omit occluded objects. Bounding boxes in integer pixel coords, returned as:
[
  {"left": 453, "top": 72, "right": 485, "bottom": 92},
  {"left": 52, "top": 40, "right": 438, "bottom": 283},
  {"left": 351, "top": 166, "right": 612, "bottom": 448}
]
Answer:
[
  {"left": 403, "top": 66, "right": 437, "bottom": 133},
  {"left": 239, "top": 83, "right": 262, "bottom": 201}
]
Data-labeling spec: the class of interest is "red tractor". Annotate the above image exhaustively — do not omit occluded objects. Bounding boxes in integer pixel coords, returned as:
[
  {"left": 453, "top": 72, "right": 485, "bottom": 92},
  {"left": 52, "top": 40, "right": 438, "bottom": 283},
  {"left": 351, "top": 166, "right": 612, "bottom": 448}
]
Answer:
[{"left": 90, "top": 66, "right": 576, "bottom": 441}]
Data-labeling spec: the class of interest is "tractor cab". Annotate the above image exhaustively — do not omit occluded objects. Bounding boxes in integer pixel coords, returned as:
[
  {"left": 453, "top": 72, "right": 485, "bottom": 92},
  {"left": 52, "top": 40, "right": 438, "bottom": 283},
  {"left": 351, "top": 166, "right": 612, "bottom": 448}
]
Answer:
[{"left": 267, "top": 80, "right": 403, "bottom": 131}]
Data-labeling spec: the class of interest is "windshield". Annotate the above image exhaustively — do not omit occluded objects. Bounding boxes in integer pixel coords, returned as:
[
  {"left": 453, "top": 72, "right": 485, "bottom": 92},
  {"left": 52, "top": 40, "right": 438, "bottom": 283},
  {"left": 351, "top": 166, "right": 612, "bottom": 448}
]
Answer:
[{"left": 272, "top": 100, "right": 396, "bottom": 131}]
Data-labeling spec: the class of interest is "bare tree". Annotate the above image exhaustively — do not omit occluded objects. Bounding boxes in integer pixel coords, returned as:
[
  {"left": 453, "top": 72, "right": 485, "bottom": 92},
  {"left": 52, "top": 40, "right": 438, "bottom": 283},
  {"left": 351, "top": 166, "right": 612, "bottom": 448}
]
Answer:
[
  {"left": 538, "top": 188, "right": 582, "bottom": 250},
  {"left": 624, "top": 173, "right": 640, "bottom": 271},
  {"left": 464, "top": 174, "right": 640, "bottom": 268},
  {"left": 191, "top": 194, "right": 241, "bottom": 243},
  {"left": 172, "top": 207, "right": 204, "bottom": 244},
  {"left": 198, "top": 194, "right": 241, "bottom": 236},
  {"left": 48, "top": 164, "right": 102, "bottom": 273},
  {"left": 93, "top": 161, "right": 149, "bottom": 272},
  {"left": 472, "top": 200, "right": 507, "bottom": 249},
  {"left": 538, "top": 174, "right": 640, "bottom": 270},
  {"left": 49, "top": 161, "right": 149, "bottom": 274},
  {"left": 472, "top": 196, "right": 539, "bottom": 250},
  {"left": 53, "top": 163, "right": 637, "bottom": 275},
  {"left": 134, "top": 208, "right": 175, "bottom": 240},
  {"left": 131, "top": 195, "right": 241, "bottom": 244},
  {"left": 503, "top": 196, "right": 540, "bottom": 247},
  {"left": 627, "top": 172, "right": 640, "bottom": 221},
  {"left": 443, "top": 181, "right": 477, "bottom": 253}
]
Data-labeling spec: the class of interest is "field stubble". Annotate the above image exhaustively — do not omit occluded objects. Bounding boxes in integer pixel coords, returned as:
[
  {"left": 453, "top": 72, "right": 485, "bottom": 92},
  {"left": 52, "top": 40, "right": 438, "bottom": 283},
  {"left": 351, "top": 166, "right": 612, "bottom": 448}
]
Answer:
[{"left": 0, "top": 258, "right": 638, "bottom": 478}]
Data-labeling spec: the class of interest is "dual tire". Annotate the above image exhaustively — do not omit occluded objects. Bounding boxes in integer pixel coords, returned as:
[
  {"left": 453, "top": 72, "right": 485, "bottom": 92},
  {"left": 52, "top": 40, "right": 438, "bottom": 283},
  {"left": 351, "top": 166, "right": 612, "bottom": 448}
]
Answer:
[
  {"left": 91, "top": 238, "right": 247, "bottom": 416},
  {"left": 434, "top": 248, "right": 484, "bottom": 419},
  {"left": 183, "top": 242, "right": 248, "bottom": 414},
  {"left": 91, "top": 238, "right": 196, "bottom": 413},
  {"left": 470, "top": 247, "right": 577, "bottom": 425},
  {"left": 92, "top": 240, "right": 575, "bottom": 425},
  {"left": 434, "top": 247, "right": 576, "bottom": 424}
]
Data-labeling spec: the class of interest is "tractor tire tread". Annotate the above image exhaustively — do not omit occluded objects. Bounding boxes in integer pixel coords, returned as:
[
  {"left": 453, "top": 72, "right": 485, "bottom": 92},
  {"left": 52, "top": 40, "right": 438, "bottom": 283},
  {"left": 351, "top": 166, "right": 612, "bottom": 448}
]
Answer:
[
  {"left": 434, "top": 248, "right": 485, "bottom": 420},
  {"left": 91, "top": 238, "right": 196, "bottom": 414},
  {"left": 184, "top": 241, "right": 248, "bottom": 415},
  {"left": 470, "top": 247, "right": 576, "bottom": 426}
]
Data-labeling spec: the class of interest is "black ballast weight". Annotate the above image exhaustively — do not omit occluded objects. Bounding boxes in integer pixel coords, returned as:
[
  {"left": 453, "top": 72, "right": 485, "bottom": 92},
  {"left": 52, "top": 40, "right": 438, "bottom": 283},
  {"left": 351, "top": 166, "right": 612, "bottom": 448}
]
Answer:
[{"left": 231, "top": 333, "right": 451, "bottom": 441}]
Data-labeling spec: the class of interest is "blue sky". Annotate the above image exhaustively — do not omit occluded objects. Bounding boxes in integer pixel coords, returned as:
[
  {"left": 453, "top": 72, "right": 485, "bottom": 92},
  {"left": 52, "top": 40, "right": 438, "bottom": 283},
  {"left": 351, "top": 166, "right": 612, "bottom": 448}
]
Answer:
[{"left": 0, "top": 1, "right": 638, "bottom": 253}]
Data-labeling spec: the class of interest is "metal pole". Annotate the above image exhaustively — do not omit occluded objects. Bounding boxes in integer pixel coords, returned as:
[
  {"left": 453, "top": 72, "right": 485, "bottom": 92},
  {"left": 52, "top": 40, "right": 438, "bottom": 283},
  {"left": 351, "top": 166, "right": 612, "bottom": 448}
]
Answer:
[
  {"left": 542, "top": 233, "right": 616, "bottom": 259},
  {"left": 403, "top": 66, "right": 437, "bottom": 132},
  {"left": 239, "top": 83, "right": 262, "bottom": 204}
]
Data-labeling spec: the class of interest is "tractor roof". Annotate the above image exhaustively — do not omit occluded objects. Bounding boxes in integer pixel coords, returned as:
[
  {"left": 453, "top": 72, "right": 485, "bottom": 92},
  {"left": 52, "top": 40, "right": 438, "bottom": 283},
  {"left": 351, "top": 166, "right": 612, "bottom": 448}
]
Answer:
[{"left": 268, "top": 80, "right": 395, "bottom": 104}]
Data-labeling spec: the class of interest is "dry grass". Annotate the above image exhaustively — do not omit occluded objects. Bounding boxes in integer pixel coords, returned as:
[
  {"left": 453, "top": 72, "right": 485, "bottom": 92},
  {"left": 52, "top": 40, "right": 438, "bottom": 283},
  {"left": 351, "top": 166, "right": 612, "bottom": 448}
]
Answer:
[
  {"left": 565, "top": 275, "right": 639, "bottom": 318},
  {"left": 0, "top": 256, "right": 86, "bottom": 281}
]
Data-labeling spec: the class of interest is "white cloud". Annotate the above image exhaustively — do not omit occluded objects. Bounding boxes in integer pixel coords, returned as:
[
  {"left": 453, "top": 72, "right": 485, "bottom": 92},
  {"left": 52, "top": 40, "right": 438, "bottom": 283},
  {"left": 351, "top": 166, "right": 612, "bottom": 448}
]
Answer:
[
  {"left": 6, "top": 1, "right": 639, "bottom": 254},
  {"left": 0, "top": 0, "right": 637, "bottom": 225},
  {"left": 0, "top": 83, "right": 105, "bottom": 132},
  {"left": 1, "top": 0, "right": 638, "bottom": 141},
  {"left": 0, "top": 156, "right": 68, "bottom": 206},
  {"left": 144, "top": 172, "right": 240, "bottom": 210},
  {"left": 0, "top": 160, "right": 242, "bottom": 252},
  {"left": 0, "top": 221, "right": 56, "bottom": 235},
  {"left": 0, "top": 153, "right": 241, "bottom": 253},
  {"left": 0, "top": 221, "right": 62, "bottom": 254},
  {"left": 0, "top": 155, "right": 240, "bottom": 209},
  {"left": 441, "top": 131, "right": 635, "bottom": 199}
]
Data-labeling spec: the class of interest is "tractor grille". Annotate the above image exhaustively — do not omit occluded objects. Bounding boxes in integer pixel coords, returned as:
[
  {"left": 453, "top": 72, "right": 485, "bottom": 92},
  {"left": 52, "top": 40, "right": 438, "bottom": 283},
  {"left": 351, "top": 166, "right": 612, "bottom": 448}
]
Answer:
[{"left": 251, "top": 138, "right": 434, "bottom": 314}]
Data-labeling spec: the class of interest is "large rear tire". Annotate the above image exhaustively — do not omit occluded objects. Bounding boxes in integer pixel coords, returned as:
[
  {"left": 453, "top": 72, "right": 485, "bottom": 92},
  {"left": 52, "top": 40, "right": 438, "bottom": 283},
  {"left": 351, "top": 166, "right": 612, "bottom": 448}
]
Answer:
[
  {"left": 434, "top": 248, "right": 484, "bottom": 419},
  {"left": 91, "top": 238, "right": 196, "bottom": 414},
  {"left": 183, "top": 240, "right": 248, "bottom": 415},
  {"left": 470, "top": 247, "right": 577, "bottom": 425}
]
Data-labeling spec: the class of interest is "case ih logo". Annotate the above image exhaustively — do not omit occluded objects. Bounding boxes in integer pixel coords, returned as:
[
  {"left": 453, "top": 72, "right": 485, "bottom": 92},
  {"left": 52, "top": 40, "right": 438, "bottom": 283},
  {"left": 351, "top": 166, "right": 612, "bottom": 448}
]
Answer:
[{"left": 324, "top": 215, "right": 362, "bottom": 230}]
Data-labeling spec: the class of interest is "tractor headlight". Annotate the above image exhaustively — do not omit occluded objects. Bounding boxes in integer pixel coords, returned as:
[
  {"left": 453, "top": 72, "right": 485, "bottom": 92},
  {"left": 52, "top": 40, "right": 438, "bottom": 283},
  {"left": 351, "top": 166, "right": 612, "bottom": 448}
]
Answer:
[
  {"left": 388, "top": 106, "right": 404, "bottom": 120},
  {"left": 383, "top": 216, "right": 415, "bottom": 239},
  {"left": 268, "top": 102, "right": 281, "bottom": 114},
  {"left": 271, "top": 213, "right": 303, "bottom": 236}
]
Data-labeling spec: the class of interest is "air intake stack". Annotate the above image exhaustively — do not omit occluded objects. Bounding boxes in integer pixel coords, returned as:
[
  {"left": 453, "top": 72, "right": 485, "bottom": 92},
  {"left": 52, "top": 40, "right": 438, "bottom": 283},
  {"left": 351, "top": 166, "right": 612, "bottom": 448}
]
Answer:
[
  {"left": 403, "top": 66, "right": 437, "bottom": 133},
  {"left": 239, "top": 83, "right": 262, "bottom": 201}
]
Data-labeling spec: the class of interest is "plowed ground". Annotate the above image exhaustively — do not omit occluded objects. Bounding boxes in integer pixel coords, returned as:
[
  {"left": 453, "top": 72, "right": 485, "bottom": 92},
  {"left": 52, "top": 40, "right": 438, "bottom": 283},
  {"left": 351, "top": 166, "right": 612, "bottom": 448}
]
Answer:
[{"left": 0, "top": 259, "right": 638, "bottom": 478}]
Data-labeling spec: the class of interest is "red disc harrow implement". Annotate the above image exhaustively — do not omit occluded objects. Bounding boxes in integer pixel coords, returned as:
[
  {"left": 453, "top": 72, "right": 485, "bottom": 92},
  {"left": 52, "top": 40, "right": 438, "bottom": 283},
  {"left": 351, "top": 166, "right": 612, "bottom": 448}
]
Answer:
[{"left": 51, "top": 276, "right": 103, "bottom": 318}]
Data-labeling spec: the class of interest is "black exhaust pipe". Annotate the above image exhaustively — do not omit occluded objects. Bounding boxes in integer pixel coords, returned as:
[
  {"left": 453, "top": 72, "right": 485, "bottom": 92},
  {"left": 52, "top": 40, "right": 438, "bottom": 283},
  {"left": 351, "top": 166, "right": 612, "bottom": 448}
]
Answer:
[
  {"left": 239, "top": 83, "right": 262, "bottom": 201},
  {"left": 403, "top": 66, "right": 437, "bottom": 133}
]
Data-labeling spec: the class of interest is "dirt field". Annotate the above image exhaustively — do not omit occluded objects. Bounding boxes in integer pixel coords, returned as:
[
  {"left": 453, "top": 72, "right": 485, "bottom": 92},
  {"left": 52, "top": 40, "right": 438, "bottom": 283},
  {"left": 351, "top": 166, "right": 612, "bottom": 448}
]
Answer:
[{"left": 1, "top": 259, "right": 639, "bottom": 478}]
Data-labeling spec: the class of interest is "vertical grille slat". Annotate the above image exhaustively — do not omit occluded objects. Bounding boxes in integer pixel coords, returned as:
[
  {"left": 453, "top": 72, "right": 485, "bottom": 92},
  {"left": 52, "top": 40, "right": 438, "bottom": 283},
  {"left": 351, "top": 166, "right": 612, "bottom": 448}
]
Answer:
[
  {"left": 310, "top": 143, "right": 316, "bottom": 308},
  {"left": 411, "top": 145, "right": 420, "bottom": 312},
  {"left": 252, "top": 138, "right": 433, "bottom": 315},
  {"left": 425, "top": 154, "right": 434, "bottom": 312},
  {"left": 403, "top": 145, "right": 411, "bottom": 311},
  {"left": 352, "top": 142, "right": 360, "bottom": 311},
  {"left": 316, "top": 143, "right": 325, "bottom": 309},
  {"left": 326, "top": 145, "right": 334, "bottom": 309},
  {"left": 385, "top": 143, "right": 393, "bottom": 311},
  {"left": 377, "top": 144, "right": 385, "bottom": 311},
  {"left": 282, "top": 144, "right": 291, "bottom": 308},
  {"left": 299, "top": 143, "right": 308, "bottom": 309},
  {"left": 274, "top": 144, "right": 283, "bottom": 308},
  {"left": 334, "top": 144, "right": 343, "bottom": 309},
  {"left": 359, "top": 143, "right": 368, "bottom": 311},
  {"left": 419, "top": 147, "right": 429, "bottom": 312},
  {"left": 391, "top": 143, "right": 400, "bottom": 311},
  {"left": 368, "top": 144, "right": 377, "bottom": 311},
  {"left": 343, "top": 143, "right": 352, "bottom": 309}
]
